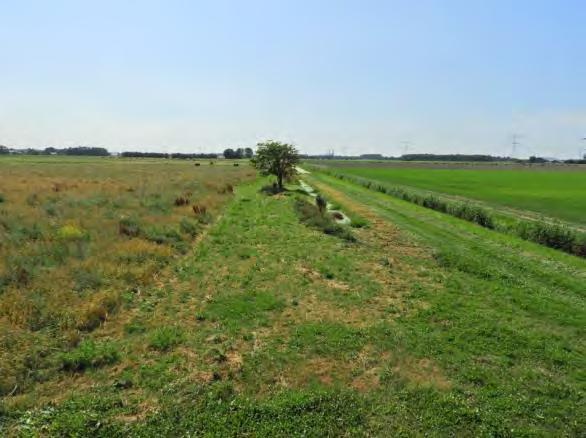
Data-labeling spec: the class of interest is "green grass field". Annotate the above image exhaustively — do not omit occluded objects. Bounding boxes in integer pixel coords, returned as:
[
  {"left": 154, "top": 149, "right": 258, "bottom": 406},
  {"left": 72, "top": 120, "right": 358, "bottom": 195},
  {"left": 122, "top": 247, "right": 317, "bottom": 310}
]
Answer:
[
  {"left": 313, "top": 164, "right": 586, "bottom": 226},
  {"left": 1, "top": 157, "right": 585, "bottom": 435}
]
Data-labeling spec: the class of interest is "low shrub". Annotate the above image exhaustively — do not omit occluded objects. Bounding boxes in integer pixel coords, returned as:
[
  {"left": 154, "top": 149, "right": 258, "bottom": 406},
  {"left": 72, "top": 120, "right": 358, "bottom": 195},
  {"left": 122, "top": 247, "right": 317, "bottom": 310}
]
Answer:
[
  {"left": 174, "top": 196, "right": 190, "bottom": 206},
  {"left": 26, "top": 193, "right": 39, "bottom": 206},
  {"left": 192, "top": 204, "right": 208, "bottom": 216},
  {"left": 516, "top": 221, "right": 576, "bottom": 253},
  {"left": 144, "top": 225, "right": 183, "bottom": 245},
  {"left": 295, "top": 198, "right": 355, "bottom": 242},
  {"left": 193, "top": 204, "right": 213, "bottom": 224},
  {"left": 141, "top": 194, "right": 170, "bottom": 214},
  {"left": 73, "top": 268, "right": 104, "bottom": 292},
  {"left": 43, "top": 201, "right": 60, "bottom": 217},
  {"left": 218, "top": 183, "right": 234, "bottom": 194},
  {"left": 4, "top": 223, "right": 45, "bottom": 244},
  {"left": 119, "top": 217, "right": 141, "bottom": 237},
  {"left": 180, "top": 217, "right": 201, "bottom": 237},
  {"left": 55, "top": 225, "right": 90, "bottom": 259},
  {"left": 149, "top": 326, "right": 185, "bottom": 351},
  {"left": 422, "top": 195, "right": 447, "bottom": 212},
  {"left": 124, "top": 321, "right": 146, "bottom": 334},
  {"left": 572, "top": 234, "right": 586, "bottom": 257},
  {"left": 2, "top": 255, "right": 41, "bottom": 286},
  {"left": 77, "top": 293, "right": 120, "bottom": 331},
  {"left": 60, "top": 340, "right": 120, "bottom": 372},
  {"left": 56, "top": 225, "right": 87, "bottom": 241},
  {"left": 0, "top": 193, "right": 4, "bottom": 203},
  {"left": 447, "top": 202, "right": 494, "bottom": 228},
  {"left": 52, "top": 182, "right": 67, "bottom": 192}
]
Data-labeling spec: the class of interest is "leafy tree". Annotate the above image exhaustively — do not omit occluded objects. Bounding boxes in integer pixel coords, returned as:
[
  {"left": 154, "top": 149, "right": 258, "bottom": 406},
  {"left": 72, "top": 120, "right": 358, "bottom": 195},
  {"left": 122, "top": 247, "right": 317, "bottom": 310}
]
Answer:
[
  {"left": 252, "top": 141, "right": 299, "bottom": 191},
  {"left": 62, "top": 146, "right": 109, "bottom": 156},
  {"left": 0, "top": 145, "right": 9, "bottom": 155},
  {"left": 224, "top": 148, "right": 245, "bottom": 159},
  {"left": 244, "top": 147, "right": 253, "bottom": 158}
]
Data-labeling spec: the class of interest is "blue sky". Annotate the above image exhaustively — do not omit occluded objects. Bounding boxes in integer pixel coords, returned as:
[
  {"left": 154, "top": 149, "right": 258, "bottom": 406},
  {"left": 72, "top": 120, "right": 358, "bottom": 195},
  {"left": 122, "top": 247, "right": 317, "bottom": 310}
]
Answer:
[{"left": 1, "top": 0, "right": 585, "bottom": 157}]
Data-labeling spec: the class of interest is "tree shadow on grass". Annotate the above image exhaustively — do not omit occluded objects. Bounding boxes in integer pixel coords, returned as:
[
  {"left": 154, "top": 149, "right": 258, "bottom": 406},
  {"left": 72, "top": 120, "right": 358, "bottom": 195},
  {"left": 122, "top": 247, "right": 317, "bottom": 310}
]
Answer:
[{"left": 259, "top": 182, "right": 311, "bottom": 198}]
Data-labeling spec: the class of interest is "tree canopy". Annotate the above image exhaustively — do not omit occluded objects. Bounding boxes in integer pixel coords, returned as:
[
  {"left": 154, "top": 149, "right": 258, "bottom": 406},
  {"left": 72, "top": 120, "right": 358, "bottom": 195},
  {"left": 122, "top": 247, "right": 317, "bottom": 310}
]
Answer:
[
  {"left": 223, "top": 147, "right": 254, "bottom": 159},
  {"left": 251, "top": 141, "right": 299, "bottom": 191}
]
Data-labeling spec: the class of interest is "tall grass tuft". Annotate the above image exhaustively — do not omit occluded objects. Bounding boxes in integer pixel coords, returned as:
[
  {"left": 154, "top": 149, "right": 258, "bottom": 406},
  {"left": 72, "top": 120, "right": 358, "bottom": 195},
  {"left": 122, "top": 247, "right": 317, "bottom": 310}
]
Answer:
[
  {"left": 515, "top": 221, "right": 577, "bottom": 253},
  {"left": 119, "top": 217, "right": 141, "bottom": 237},
  {"left": 149, "top": 326, "right": 185, "bottom": 351},
  {"left": 60, "top": 340, "right": 120, "bottom": 372}
]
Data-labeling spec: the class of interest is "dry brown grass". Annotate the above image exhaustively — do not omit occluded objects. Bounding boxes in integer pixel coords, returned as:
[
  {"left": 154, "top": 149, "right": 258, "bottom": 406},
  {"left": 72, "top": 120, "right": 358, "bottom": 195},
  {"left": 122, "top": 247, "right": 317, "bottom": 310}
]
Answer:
[{"left": 0, "top": 157, "right": 255, "bottom": 396}]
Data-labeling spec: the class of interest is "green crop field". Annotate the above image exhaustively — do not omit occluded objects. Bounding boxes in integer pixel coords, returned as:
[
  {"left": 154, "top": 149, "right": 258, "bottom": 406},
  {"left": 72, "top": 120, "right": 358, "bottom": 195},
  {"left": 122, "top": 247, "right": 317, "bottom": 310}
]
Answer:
[
  {"left": 312, "top": 162, "right": 586, "bottom": 226},
  {"left": 1, "top": 157, "right": 585, "bottom": 436}
]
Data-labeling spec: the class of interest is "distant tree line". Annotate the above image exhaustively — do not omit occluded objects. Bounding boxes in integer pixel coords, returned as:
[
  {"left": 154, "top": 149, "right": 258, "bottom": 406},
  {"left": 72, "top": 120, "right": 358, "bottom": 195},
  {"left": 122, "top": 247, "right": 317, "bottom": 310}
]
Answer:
[
  {"left": 528, "top": 156, "right": 547, "bottom": 163},
  {"left": 51, "top": 147, "right": 110, "bottom": 156},
  {"left": 120, "top": 151, "right": 218, "bottom": 159},
  {"left": 300, "top": 153, "right": 513, "bottom": 161},
  {"left": 1, "top": 143, "right": 584, "bottom": 163},
  {"left": 2, "top": 146, "right": 110, "bottom": 156},
  {"left": 299, "top": 154, "right": 358, "bottom": 160},
  {"left": 0, "top": 146, "right": 219, "bottom": 159},
  {"left": 223, "top": 148, "right": 253, "bottom": 159},
  {"left": 400, "top": 154, "right": 510, "bottom": 162}
]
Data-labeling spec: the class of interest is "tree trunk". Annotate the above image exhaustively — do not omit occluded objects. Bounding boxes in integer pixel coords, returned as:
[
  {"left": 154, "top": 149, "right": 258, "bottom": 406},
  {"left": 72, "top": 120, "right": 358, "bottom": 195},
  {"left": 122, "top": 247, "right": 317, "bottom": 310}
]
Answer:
[{"left": 277, "top": 173, "right": 283, "bottom": 191}]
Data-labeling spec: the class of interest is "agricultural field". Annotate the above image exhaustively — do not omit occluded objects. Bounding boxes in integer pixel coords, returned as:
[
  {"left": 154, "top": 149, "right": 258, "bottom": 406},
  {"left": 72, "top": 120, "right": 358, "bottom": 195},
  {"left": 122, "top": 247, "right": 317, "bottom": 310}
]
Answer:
[
  {"left": 0, "top": 157, "right": 254, "bottom": 401},
  {"left": 309, "top": 161, "right": 586, "bottom": 227},
  {"left": 1, "top": 157, "right": 585, "bottom": 436}
]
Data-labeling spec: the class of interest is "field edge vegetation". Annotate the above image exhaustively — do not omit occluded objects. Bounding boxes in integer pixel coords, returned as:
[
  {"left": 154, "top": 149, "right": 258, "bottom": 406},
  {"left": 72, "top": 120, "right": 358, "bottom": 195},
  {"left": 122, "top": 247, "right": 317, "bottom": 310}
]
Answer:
[
  {"left": 310, "top": 166, "right": 586, "bottom": 258},
  {"left": 1, "top": 158, "right": 584, "bottom": 436}
]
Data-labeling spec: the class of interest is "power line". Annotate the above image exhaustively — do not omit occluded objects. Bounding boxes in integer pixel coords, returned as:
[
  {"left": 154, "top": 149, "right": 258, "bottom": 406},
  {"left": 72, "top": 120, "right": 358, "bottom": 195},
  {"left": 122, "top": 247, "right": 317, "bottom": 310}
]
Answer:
[
  {"left": 510, "top": 133, "right": 521, "bottom": 157},
  {"left": 401, "top": 140, "right": 412, "bottom": 156}
]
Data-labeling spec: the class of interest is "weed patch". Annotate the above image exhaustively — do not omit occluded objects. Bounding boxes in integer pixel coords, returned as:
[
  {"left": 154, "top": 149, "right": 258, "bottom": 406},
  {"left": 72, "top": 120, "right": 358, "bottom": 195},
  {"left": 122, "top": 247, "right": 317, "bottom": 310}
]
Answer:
[
  {"left": 60, "top": 340, "right": 120, "bottom": 372},
  {"left": 179, "top": 217, "right": 201, "bottom": 237},
  {"left": 118, "top": 217, "right": 141, "bottom": 237},
  {"left": 290, "top": 322, "right": 365, "bottom": 357},
  {"left": 294, "top": 198, "right": 355, "bottom": 242},
  {"left": 149, "top": 326, "right": 185, "bottom": 351},
  {"left": 72, "top": 268, "right": 104, "bottom": 292},
  {"left": 203, "top": 291, "right": 286, "bottom": 331}
]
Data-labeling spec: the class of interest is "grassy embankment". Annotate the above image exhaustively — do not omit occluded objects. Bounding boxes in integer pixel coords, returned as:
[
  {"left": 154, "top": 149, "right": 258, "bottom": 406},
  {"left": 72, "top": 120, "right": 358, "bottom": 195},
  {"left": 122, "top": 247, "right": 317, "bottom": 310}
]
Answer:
[
  {"left": 307, "top": 164, "right": 586, "bottom": 257},
  {"left": 2, "top": 160, "right": 584, "bottom": 435},
  {"left": 319, "top": 165, "right": 586, "bottom": 226}
]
